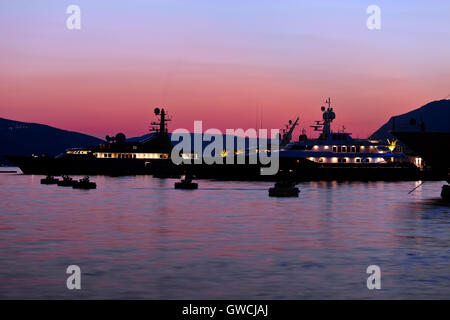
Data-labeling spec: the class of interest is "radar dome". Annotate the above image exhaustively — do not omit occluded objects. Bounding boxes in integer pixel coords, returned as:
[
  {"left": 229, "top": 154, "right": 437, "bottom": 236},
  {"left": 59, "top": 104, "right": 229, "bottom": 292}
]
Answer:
[
  {"left": 115, "top": 133, "right": 126, "bottom": 143},
  {"left": 154, "top": 107, "right": 160, "bottom": 115}
]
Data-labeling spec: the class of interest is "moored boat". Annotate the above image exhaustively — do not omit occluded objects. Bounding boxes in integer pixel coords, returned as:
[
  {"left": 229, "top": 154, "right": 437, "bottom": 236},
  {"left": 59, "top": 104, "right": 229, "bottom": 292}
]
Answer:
[
  {"left": 269, "top": 181, "right": 300, "bottom": 197},
  {"left": 72, "top": 176, "right": 96, "bottom": 189},
  {"left": 40, "top": 175, "right": 59, "bottom": 184},
  {"left": 277, "top": 98, "right": 420, "bottom": 181},
  {"left": 174, "top": 174, "right": 198, "bottom": 189}
]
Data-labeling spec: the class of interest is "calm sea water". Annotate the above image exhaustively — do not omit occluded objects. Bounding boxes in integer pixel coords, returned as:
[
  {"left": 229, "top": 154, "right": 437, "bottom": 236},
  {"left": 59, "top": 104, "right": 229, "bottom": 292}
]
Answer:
[{"left": 0, "top": 168, "right": 449, "bottom": 299}]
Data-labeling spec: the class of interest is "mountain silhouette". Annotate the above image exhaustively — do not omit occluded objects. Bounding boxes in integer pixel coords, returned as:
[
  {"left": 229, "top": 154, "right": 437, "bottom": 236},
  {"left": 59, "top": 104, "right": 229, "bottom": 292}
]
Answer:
[
  {"left": 0, "top": 118, "right": 104, "bottom": 165},
  {"left": 370, "top": 99, "right": 450, "bottom": 143}
]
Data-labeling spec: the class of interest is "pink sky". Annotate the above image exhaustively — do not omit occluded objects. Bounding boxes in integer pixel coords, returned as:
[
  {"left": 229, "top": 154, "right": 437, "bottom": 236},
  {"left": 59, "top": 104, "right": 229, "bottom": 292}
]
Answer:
[{"left": 1, "top": 1, "right": 449, "bottom": 139}]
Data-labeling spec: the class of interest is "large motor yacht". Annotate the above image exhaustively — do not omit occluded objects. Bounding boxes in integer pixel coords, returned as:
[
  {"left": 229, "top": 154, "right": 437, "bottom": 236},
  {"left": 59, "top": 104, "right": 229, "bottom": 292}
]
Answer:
[
  {"left": 277, "top": 98, "right": 419, "bottom": 180},
  {"left": 6, "top": 108, "right": 178, "bottom": 175}
]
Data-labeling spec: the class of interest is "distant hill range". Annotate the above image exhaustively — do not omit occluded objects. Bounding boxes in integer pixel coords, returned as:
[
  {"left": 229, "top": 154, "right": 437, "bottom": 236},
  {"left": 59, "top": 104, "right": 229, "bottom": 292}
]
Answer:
[
  {"left": 0, "top": 118, "right": 104, "bottom": 165},
  {"left": 370, "top": 99, "right": 450, "bottom": 145}
]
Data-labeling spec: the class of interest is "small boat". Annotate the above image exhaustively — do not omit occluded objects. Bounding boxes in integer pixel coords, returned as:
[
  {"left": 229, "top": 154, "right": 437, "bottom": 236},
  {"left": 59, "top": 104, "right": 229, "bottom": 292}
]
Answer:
[
  {"left": 441, "top": 184, "right": 450, "bottom": 201},
  {"left": 269, "top": 181, "right": 300, "bottom": 197},
  {"left": 72, "top": 176, "right": 97, "bottom": 189},
  {"left": 174, "top": 175, "right": 198, "bottom": 189},
  {"left": 40, "top": 175, "right": 59, "bottom": 184},
  {"left": 57, "top": 175, "right": 75, "bottom": 187}
]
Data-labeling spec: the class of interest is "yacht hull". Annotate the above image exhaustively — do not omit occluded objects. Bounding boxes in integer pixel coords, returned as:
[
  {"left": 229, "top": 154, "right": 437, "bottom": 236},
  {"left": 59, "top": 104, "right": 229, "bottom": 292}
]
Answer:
[
  {"left": 6, "top": 155, "right": 420, "bottom": 181},
  {"left": 5, "top": 155, "right": 179, "bottom": 176}
]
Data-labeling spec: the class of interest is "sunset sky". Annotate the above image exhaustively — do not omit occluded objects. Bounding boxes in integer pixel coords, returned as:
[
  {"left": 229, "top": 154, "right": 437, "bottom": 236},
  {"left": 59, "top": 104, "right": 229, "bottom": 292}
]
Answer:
[{"left": 1, "top": 0, "right": 449, "bottom": 139}]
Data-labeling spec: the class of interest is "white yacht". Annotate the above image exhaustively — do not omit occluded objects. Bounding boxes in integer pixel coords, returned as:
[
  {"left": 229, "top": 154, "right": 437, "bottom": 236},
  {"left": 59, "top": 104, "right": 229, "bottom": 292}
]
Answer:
[{"left": 280, "top": 98, "right": 405, "bottom": 165}]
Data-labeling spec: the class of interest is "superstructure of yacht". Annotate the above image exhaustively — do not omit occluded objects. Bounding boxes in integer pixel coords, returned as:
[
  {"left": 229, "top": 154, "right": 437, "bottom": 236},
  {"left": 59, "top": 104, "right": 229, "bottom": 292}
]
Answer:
[
  {"left": 281, "top": 98, "right": 407, "bottom": 165},
  {"left": 275, "top": 98, "right": 419, "bottom": 180}
]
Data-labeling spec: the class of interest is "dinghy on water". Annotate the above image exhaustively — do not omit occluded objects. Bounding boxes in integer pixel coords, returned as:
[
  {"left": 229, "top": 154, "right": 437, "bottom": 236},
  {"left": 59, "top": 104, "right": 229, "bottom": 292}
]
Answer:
[
  {"left": 72, "top": 176, "right": 96, "bottom": 189},
  {"left": 40, "top": 175, "right": 59, "bottom": 184},
  {"left": 269, "top": 181, "right": 300, "bottom": 197},
  {"left": 175, "top": 174, "right": 198, "bottom": 189}
]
